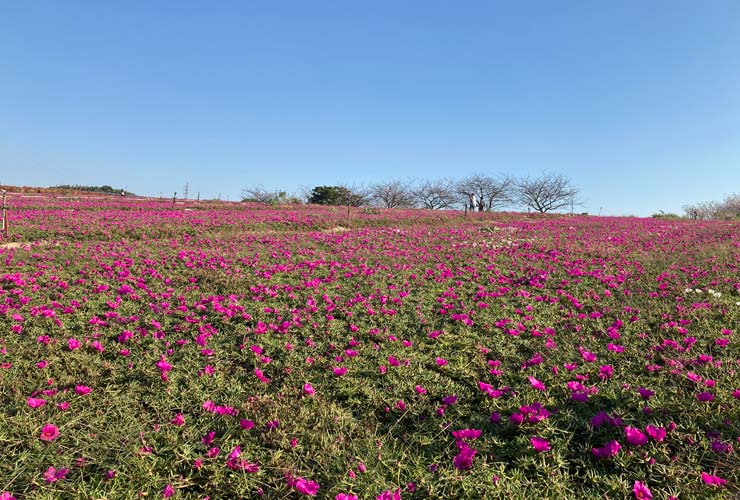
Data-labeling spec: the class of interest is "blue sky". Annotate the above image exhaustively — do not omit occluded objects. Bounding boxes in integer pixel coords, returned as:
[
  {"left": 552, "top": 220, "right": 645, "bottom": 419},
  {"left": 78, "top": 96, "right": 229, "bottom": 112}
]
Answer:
[{"left": 1, "top": 1, "right": 738, "bottom": 215}]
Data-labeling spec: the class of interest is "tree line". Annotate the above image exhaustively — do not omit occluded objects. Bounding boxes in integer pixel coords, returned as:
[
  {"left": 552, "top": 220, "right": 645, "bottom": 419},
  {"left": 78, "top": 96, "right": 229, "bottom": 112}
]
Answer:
[
  {"left": 51, "top": 185, "right": 133, "bottom": 195},
  {"left": 242, "top": 172, "right": 582, "bottom": 213},
  {"left": 683, "top": 193, "right": 740, "bottom": 220}
]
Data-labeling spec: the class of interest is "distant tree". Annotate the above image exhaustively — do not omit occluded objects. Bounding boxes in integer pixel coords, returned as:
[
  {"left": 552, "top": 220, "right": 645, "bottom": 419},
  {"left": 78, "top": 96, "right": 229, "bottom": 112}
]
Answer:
[
  {"left": 411, "top": 178, "right": 456, "bottom": 209},
  {"left": 456, "top": 174, "right": 514, "bottom": 211},
  {"left": 683, "top": 193, "right": 740, "bottom": 220},
  {"left": 345, "top": 184, "right": 372, "bottom": 207},
  {"left": 370, "top": 180, "right": 416, "bottom": 209},
  {"left": 308, "top": 185, "right": 355, "bottom": 206},
  {"left": 51, "top": 184, "right": 134, "bottom": 195},
  {"left": 515, "top": 172, "right": 581, "bottom": 213},
  {"left": 241, "top": 186, "right": 276, "bottom": 204}
]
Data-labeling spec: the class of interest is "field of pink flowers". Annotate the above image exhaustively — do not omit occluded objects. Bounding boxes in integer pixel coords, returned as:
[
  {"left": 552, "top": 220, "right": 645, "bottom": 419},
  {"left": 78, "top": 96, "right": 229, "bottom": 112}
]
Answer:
[{"left": 1, "top": 195, "right": 739, "bottom": 499}]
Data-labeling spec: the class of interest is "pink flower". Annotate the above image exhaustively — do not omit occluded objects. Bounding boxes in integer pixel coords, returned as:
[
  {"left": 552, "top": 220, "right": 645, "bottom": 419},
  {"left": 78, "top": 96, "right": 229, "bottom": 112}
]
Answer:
[
  {"left": 162, "top": 484, "right": 175, "bottom": 498},
  {"left": 625, "top": 426, "right": 648, "bottom": 446},
  {"left": 637, "top": 388, "right": 654, "bottom": 400},
  {"left": 156, "top": 358, "right": 172, "bottom": 373},
  {"left": 453, "top": 444, "right": 477, "bottom": 470},
  {"left": 43, "top": 466, "right": 69, "bottom": 483},
  {"left": 67, "top": 338, "right": 81, "bottom": 350},
  {"left": 435, "top": 357, "right": 448, "bottom": 366},
  {"left": 0, "top": 492, "right": 17, "bottom": 500},
  {"left": 303, "top": 383, "right": 315, "bottom": 396},
  {"left": 645, "top": 425, "right": 666, "bottom": 442},
  {"left": 701, "top": 472, "right": 727, "bottom": 487},
  {"left": 240, "top": 419, "right": 255, "bottom": 430},
  {"left": 442, "top": 395, "right": 458, "bottom": 405},
  {"left": 75, "top": 385, "right": 92, "bottom": 395},
  {"left": 170, "top": 413, "right": 185, "bottom": 426},
  {"left": 376, "top": 489, "right": 401, "bottom": 500},
  {"left": 580, "top": 349, "right": 596, "bottom": 362},
  {"left": 530, "top": 436, "right": 551, "bottom": 452},
  {"left": 696, "top": 392, "right": 714, "bottom": 402},
  {"left": 336, "top": 495, "right": 359, "bottom": 500},
  {"left": 293, "top": 477, "right": 320, "bottom": 496},
  {"left": 528, "top": 376, "right": 547, "bottom": 391},
  {"left": 592, "top": 440, "right": 621, "bottom": 458},
  {"left": 27, "top": 397, "right": 46, "bottom": 408},
  {"left": 40, "top": 423, "right": 60, "bottom": 441},
  {"left": 633, "top": 480, "right": 652, "bottom": 499},
  {"left": 333, "top": 367, "right": 347, "bottom": 377}
]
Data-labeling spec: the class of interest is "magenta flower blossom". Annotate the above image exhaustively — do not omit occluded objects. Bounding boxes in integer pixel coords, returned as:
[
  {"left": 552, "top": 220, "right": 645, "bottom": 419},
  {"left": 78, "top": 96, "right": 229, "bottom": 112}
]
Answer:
[
  {"left": 624, "top": 426, "right": 648, "bottom": 446},
  {"left": 527, "top": 376, "right": 546, "bottom": 391},
  {"left": 580, "top": 349, "right": 596, "bottom": 362},
  {"left": 67, "top": 338, "right": 81, "bottom": 350},
  {"left": 43, "top": 466, "right": 69, "bottom": 483},
  {"left": 645, "top": 425, "right": 666, "bottom": 442},
  {"left": 74, "top": 385, "right": 92, "bottom": 395},
  {"left": 530, "top": 436, "right": 551, "bottom": 452},
  {"left": 441, "top": 395, "right": 458, "bottom": 405},
  {"left": 303, "top": 383, "right": 315, "bottom": 396},
  {"left": 27, "top": 397, "right": 46, "bottom": 408},
  {"left": 453, "top": 443, "right": 477, "bottom": 470},
  {"left": 156, "top": 358, "right": 172, "bottom": 373},
  {"left": 40, "top": 423, "right": 60, "bottom": 441},
  {"left": 637, "top": 388, "right": 654, "bottom": 400},
  {"left": 0, "top": 492, "right": 16, "bottom": 500},
  {"left": 701, "top": 472, "right": 727, "bottom": 487},
  {"left": 633, "top": 480, "right": 652, "bottom": 499},
  {"left": 202, "top": 431, "right": 215, "bottom": 445},
  {"left": 162, "top": 484, "right": 175, "bottom": 498},
  {"left": 592, "top": 440, "right": 621, "bottom": 458},
  {"left": 293, "top": 477, "right": 320, "bottom": 496},
  {"left": 336, "top": 494, "right": 359, "bottom": 500},
  {"left": 696, "top": 392, "right": 714, "bottom": 402},
  {"left": 452, "top": 429, "right": 482, "bottom": 441},
  {"left": 376, "top": 488, "right": 401, "bottom": 500},
  {"left": 333, "top": 366, "right": 347, "bottom": 377},
  {"left": 170, "top": 413, "right": 185, "bottom": 426}
]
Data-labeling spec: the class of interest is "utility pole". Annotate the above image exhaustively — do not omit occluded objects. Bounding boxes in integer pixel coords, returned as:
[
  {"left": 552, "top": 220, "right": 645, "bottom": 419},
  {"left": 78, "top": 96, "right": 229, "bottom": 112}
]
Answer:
[
  {"left": 1, "top": 190, "right": 7, "bottom": 238},
  {"left": 183, "top": 182, "right": 190, "bottom": 200},
  {"left": 172, "top": 192, "right": 177, "bottom": 209}
]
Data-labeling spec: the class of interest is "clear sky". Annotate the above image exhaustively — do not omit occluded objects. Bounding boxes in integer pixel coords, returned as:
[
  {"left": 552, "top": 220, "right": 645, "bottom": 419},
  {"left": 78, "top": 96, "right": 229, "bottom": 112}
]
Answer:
[{"left": 1, "top": 1, "right": 739, "bottom": 215}]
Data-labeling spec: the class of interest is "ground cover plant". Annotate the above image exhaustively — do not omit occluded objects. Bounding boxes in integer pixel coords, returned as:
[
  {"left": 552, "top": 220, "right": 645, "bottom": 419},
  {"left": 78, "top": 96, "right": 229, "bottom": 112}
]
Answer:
[{"left": 1, "top": 195, "right": 740, "bottom": 499}]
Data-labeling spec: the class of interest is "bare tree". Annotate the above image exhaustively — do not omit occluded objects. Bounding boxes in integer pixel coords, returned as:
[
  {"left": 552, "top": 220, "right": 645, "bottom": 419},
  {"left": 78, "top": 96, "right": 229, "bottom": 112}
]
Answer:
[
  {"left": 515, "top": 172, "right": 581, "bottom": 213},
  {"left": 371, "top": 179, "right": 416, "bottom": 209},
  {"left": 340, "top": 183, "right": 372, "bottom": 207},
  {"left": 683, "top": 193, "right": 740, "bottom": 220},
  {"left": 456, "top": 174, "right": 514, "bottom": 211},
  {"left": 241, "top": 186, "right": 276, "bottom": 204},
  {"left": 412, "top": 178, "right": 456, "bottom": 209}
]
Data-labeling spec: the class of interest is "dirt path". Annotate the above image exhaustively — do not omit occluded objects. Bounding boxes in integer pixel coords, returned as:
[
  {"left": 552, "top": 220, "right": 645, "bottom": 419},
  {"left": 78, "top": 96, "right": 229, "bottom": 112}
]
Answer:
[{"left": 0, "top": 242, "right": 26, "bottom": 249}]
